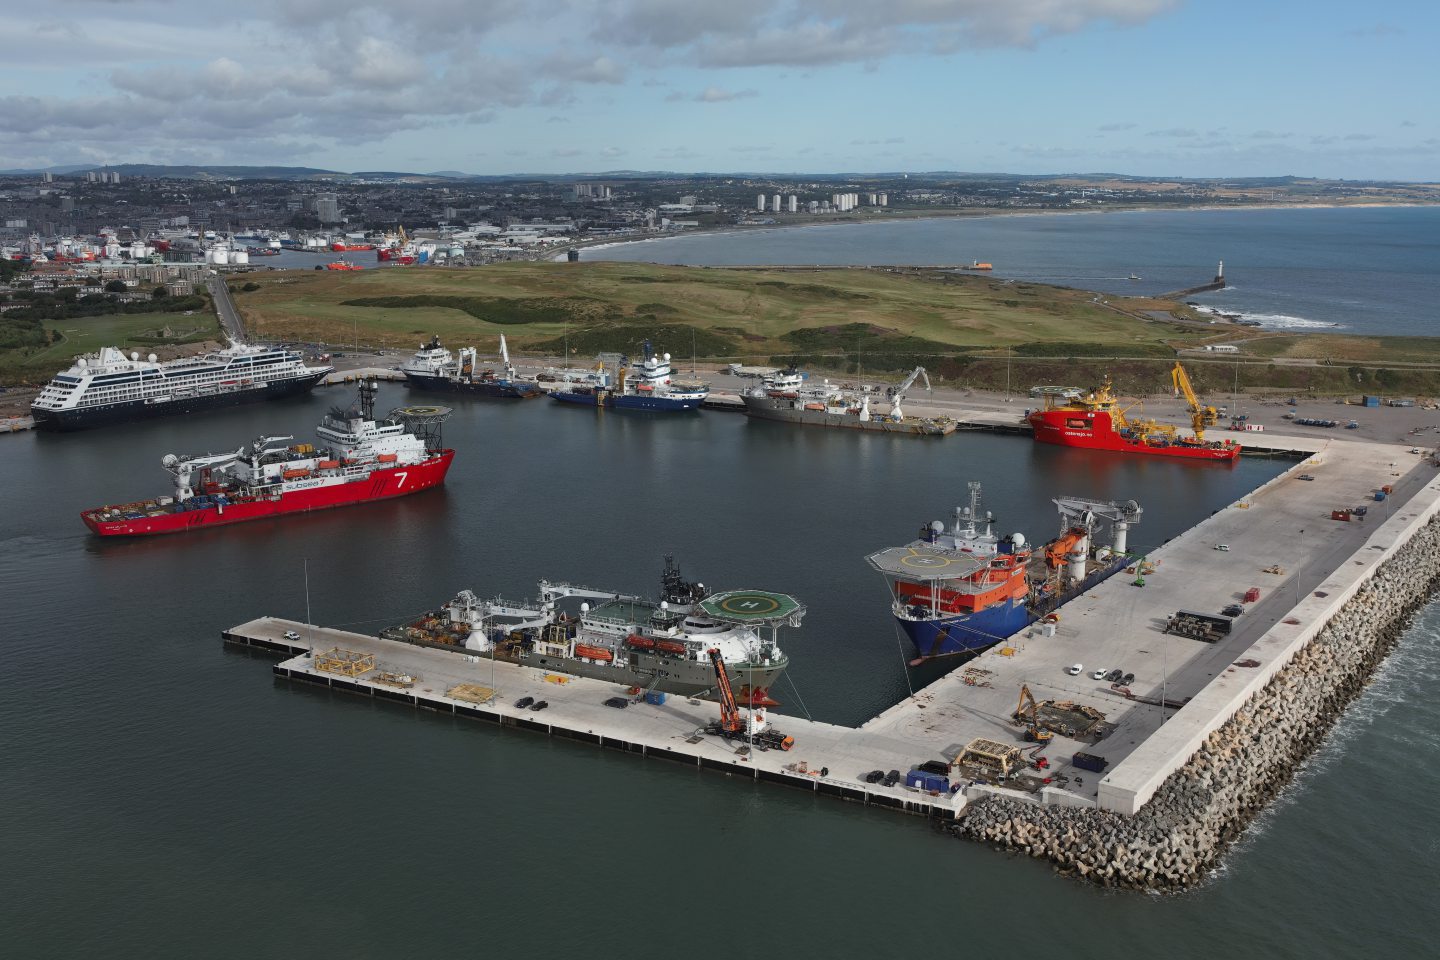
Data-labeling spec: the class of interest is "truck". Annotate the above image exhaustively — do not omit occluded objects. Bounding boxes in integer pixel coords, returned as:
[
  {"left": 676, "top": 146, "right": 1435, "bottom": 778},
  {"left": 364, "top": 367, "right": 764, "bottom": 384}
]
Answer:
[{"left": 1164, "top": 609, "right": 1233, "bottom": 643}]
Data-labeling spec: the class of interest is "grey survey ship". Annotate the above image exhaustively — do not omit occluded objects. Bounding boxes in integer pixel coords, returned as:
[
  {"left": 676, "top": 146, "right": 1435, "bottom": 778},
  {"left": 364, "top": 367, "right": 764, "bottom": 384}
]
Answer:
[
  {"left": 382, "top": 559, "right": 803, "bottom": 705},
  {"left": 741, "top": 366, "right": 956, "bottom": 436}
]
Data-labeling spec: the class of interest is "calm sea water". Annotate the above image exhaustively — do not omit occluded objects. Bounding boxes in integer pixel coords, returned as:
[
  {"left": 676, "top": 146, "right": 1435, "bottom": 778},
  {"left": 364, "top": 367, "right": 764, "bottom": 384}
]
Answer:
[
  {"left": 587, "top": 206, "right": 1440, "bottom": 336},
  {"left": 1, "top": 389, "right": 1432, "bottom": 957}
]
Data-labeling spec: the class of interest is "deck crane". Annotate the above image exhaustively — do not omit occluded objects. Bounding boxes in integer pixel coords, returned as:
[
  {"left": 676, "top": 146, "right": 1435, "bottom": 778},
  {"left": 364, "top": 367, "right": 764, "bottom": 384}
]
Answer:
[
  {"left": 887, "top": 366, "right": 931, "bottom": 420},
  {"left": 162, "top": 447, "right": 245, "bottom": 502},
  {"left": 499, "top": 334, "right": 518, "bottom": 382},
  {"left": 704, "top": 647, "right": 793, "bottom": 751},
  {"left": 1041, "top": 495, "right": 1143, "bottom": 588},
  {"left": 1171, "top": 361, "right": 1219, "bottom": 441}
]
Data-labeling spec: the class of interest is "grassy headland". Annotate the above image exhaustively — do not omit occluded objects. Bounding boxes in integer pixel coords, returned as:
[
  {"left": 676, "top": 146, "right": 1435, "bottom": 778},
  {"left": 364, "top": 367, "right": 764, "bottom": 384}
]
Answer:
[{"left": 179, "top": 262, "right": 1440, "bottom": 397}]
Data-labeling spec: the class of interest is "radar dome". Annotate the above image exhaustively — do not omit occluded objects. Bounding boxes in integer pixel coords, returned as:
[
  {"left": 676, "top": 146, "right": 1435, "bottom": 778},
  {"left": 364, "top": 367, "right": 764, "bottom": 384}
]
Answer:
[
  {"left": 663, "top": 352, "right": 671, "bottom": 362},
  {"left": 930, "top": 520, "right": 945, "bottom": 534},
  {"left": 1012, "top": 532, "right": 1027, "bottom": 548},
  {"left": 161, "top": 454, "right": 178, "bottom": 467},
  {"left": 78, "top": 358, "right": 88, "bottom": 367},
  {"left": 131, "top": 351, "right": 140, "bottom": 361},
  {"left": 147, "top": 353, "right": 157, "bottom": 363},
  {"left": 660, "top": 601, "right": 669, "bottom": 611},
  {"left": 580, "top": 602, "right": 590, "bottom": 613}
]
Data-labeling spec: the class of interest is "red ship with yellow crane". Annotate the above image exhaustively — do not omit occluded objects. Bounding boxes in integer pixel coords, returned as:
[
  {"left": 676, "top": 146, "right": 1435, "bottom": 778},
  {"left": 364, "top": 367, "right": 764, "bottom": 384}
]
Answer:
[{"left": 1027, "top": 362, "right": 1241, "bottom": 462}]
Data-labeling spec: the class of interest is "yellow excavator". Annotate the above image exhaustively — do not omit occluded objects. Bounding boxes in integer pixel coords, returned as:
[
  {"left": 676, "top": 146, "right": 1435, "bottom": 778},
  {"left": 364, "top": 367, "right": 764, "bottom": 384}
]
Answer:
[
  {"left": 1172, "top": 361, "right": 1219, "bottom": 442},
  {"left": 1012, "top": 684, "right": 1054, "bottom": 744}
]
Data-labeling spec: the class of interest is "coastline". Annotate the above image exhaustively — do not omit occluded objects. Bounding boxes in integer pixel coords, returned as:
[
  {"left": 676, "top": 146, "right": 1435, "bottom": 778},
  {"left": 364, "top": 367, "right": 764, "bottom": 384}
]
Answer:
[{"left": 557, "top": 200, "right": 1438, "bottom": 262}]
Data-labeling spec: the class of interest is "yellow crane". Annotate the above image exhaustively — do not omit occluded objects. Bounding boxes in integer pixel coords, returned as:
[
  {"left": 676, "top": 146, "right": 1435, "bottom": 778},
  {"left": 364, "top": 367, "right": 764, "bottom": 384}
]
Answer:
[{"left": 1171, "top": 361, "right": 1218, "bottom": 441}]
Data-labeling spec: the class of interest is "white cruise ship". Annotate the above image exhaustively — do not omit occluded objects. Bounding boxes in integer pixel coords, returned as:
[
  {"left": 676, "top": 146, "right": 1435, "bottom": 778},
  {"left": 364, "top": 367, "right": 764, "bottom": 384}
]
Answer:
[{"left": 31, "top": 343, "right": 333, "bottom": 431}]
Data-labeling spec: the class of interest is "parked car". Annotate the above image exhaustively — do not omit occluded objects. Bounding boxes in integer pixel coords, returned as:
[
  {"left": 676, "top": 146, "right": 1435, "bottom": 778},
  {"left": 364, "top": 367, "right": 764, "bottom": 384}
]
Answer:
[
  {"left": 883, "top": 769, "right": 901, "bottom": 787},
  {"left": 1223, "top": 604, "right": 1244, "bottom": 617},
  {"left": 283, "top": 630, "right": 300, "bottom": 642},
  {"left": 1121, "top": 672, "right": 1135, "bottom": 686},
  {"left": 864, "top": 769, "right": 885, "bottom": 784},
  {"left": 514, "top": 696, "right": 534, "bottom": 709},
  {"left": 604, "top": 696, "right": 628, "bottom": 709},
  {"left": 1298, "top": 474, "right": 1316, "bottom": 481},
  {"left": 530, "top": 700, "right": 549, "bottom": 712},
  {"left": 1105, "top": 669, "right": 1124, "bottom": 683},
  {"left": 1091, "top": 667, "right": 1109, "bottom": 681},
  {"left": 1066, "top": 663, "right": 1083, "bottom": 676},
  {"left": 916, "top": 759, "right": 950, "bottom": 777}
]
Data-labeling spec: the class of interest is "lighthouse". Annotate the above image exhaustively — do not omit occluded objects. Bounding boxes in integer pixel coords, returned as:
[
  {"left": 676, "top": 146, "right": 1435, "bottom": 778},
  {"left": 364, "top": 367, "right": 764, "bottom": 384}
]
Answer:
[{"left": 1215, "top": 260, "right": 1225, "bottom": 285}]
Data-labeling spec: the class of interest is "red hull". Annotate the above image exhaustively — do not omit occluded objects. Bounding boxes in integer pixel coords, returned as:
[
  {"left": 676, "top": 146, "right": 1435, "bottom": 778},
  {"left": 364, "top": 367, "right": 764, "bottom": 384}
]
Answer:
[
  {"left": 1028, "top": 410, "right": 1240, "bottom": 461},
  {"left": 82, "top": 451, "right": 454, "bottom": 537}
]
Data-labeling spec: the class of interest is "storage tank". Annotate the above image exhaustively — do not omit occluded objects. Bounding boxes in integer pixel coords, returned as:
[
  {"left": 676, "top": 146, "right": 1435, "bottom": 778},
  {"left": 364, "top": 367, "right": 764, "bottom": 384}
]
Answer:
[
  {"left": 210, "top": 247, "right": 229, "bottom": 265},
  {"left": 231, "top": 250, "right": 249, "bottom": 265},
  {"left": 448, "top": 244, "right": 464, "bottom": 259}
]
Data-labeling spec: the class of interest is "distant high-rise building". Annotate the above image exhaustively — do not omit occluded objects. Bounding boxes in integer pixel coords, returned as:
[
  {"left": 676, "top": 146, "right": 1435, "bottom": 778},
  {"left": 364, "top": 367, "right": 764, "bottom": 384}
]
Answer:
[
  {"left": 756, "top": 193, "right": 766, "bottom": 212},
  {"left": 443, "top": 206, "right": 458, "bottom": 221},
  {"left": 787, "top": 195, "right": 798, "bottom": 213},
  {"left": 87, "top": 171, "right": 97, "bottom": 183},
  {"left": 315, "top": 193, "right": 340, "bottom": 223},
  {"left": 111, "top": 172, "right": 120, "bottom": 184},
  {"left": 770, "top": 194, "right": 781, "bottom": 212},
  {"left": 878, "top": 193, "right": 888, "bottom": 207},
  {"left": 807, "top": 200, "right": 819, "bottom": 213},
  {"left": 42, "top": 171, "right": 53, "bottom": 183},
  {"left": 61, "top": 197, "right": 74, "bottom": 212},
  {"left": 228, "top": 185, "right": 237, "bottom": 195}
]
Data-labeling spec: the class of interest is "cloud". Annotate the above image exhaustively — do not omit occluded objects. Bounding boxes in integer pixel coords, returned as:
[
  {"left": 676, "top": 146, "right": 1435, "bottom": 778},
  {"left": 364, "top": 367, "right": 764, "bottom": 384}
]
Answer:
[
  {"left": 1249, "top": 130, "right": 1292, "bottom": 140},
  {"left": 0, "top": 0, "right": 1181, "bottom": 166},
  {"left": 669, "top": 86, "right": 760, "bottom": 102},
  {"left": 599, "top": 0, "right": 1177, "bottom": 67},
  {"left": 1098, "top": 122, "right": 1137, "bottom": 131},
  {"left": 1147, "top": 127, "right": 1197, "bottom": 138},
  {"left": 1400, "top": 119, "right": 1416, "bottom": 128}
]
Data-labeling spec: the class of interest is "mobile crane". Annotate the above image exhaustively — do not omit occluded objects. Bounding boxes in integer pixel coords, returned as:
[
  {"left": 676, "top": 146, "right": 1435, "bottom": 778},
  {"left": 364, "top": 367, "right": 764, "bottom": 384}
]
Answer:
[
  {"left": 704, "top": 648, "right": 793, "bottom": 751},
  {"left": 1171, "top": 361, "right": 1219, "bottom": 442},
  {"left": 887, "top": 366, "right": 932, "bottom": 420}
]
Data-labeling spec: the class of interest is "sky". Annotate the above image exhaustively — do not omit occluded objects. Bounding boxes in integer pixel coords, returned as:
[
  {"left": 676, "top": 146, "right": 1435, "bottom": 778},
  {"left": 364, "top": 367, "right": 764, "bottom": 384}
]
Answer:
[{"left": 1, "top": 0, "right": 1436, "bottom": 179}]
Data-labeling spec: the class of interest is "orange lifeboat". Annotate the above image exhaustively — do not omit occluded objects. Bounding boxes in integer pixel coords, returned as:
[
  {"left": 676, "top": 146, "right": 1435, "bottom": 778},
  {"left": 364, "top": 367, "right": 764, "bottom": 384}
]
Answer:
[
  {"left": 377, "top": 453, "right": 399, "bottom": 463},
  {"left": 573, "top": 643, "right": 614, "bottom": 662},
  {"left": 281, "top": 468, "right": 311, "bottom": 480},
  {"left": 624, "top": 634, "right": 656, "bottom": 650},
  {"left": 655, "top": 639, "right": 687, "bottom": 656},
  {"left": 316, "top": 459, "right": 340, "bottom": 469}
]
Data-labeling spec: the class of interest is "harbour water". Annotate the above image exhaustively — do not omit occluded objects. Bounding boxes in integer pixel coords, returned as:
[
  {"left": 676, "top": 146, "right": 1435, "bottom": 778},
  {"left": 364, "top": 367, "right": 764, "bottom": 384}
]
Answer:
[
  {"left": 587, "top": 205, "right": 1440, "bottom": 337},
  {"left": 1, "top": 388, "right": 1432, "bottom": 956}
]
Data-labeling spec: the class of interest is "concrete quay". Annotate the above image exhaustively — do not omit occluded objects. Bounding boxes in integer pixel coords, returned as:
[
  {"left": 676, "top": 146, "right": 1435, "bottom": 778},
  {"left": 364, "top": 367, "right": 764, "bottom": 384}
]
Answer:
[
  {"left": 226, "top": 431, "right": 1438, "bottom": 838},
  {"left": 225, "top": 618, "right": 964, "bottom": 819}
]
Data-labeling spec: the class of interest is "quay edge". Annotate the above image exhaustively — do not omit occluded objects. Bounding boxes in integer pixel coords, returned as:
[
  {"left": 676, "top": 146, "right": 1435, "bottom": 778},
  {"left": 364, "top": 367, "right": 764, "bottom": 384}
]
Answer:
[{"left": 952, "top": 473, "right": 1440, "bottom": 889}]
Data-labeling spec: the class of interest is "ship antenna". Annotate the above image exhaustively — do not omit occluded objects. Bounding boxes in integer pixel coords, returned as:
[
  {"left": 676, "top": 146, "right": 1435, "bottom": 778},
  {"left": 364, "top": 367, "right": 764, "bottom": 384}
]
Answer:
[
  {"left": 968, "top": 481, "right": 983, "bottom": 534},
  {"left": 358, "top": 378, "right": 377, "bottom": 420}
]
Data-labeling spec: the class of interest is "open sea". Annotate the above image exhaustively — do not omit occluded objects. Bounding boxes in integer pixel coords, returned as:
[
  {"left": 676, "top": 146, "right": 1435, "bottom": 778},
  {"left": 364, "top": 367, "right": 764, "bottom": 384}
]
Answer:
[
  {"left": 586, "top": 205, "right": 1440, "bottom": 337},
  {"left": 4, "top": 206, "right": 1438, "bottom": 958}
]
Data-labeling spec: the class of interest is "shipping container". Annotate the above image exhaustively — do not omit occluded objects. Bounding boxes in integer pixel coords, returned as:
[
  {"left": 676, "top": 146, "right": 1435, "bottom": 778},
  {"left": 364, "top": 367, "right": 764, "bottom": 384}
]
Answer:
[
  {"left": 1072, "top": 752, "right": 1109, "bottom": 773},
  {"left": 644, "top": 691, "right": 667, "bottom": 706},
  {"left": 1374, "top": 491, "right": 1387, "bottom": 502},
  {"left": 906, "top": 770, "right": 950, "bottom": 793},
  {"left": 1362, "top": 396, "right": 1380, "bottom": 407},
  {"left": 1243, "top": 587, "right": 1261, "bottom": 603}
]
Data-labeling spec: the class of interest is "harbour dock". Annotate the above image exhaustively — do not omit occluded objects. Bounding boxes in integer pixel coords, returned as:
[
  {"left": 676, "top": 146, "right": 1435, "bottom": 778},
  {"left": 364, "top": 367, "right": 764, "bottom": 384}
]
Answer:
[{"left": 227, "top": 429, "right": 1440, "bottom": 824}]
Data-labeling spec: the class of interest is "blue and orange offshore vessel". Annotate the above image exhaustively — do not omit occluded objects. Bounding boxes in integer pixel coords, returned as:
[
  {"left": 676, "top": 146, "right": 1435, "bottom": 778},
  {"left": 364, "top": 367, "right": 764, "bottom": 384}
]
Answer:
[{"left": 867, "top": 484, "right": 1142, "bottom": 662}]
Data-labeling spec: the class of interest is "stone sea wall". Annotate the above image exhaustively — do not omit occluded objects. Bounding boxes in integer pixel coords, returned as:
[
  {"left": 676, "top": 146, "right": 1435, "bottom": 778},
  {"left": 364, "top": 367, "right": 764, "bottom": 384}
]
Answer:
[{"left": 950, "top": 514, "right": 1440, "bottom": 890}]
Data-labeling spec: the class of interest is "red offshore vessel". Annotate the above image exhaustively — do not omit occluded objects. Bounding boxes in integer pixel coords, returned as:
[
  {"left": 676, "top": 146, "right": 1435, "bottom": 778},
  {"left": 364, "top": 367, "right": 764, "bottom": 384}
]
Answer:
[
  {"left": 1028, "top": 365, "right": 1241, "bottom": 462},
  {"left": 81, "top": 381, "right": 454, "bottom": 536}
]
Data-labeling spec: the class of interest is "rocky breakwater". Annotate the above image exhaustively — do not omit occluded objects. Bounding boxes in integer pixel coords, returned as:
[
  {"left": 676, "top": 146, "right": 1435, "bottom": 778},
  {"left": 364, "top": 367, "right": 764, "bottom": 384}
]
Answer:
[{"left": 951, "top": 515, "right": 1440, "bottom": 890}]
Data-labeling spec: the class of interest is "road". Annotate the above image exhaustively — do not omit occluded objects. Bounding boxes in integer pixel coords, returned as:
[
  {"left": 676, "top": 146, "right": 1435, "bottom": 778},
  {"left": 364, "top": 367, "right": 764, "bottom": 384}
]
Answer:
[{"left": 206, "top": 275, "right": 246, "bottom": 342}]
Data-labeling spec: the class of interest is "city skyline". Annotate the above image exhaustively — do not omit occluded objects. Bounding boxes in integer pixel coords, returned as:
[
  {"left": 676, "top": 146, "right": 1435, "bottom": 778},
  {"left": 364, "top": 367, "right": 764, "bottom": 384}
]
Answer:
[{"left": 2, "top": 0, "right": 1436, "bottom": 180}]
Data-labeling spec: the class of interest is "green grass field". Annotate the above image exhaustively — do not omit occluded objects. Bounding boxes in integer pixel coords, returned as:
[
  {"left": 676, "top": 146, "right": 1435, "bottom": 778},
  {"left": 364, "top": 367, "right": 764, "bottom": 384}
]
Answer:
[
  {"left": 223, "top": 262, "right": 1440, "bottom": 394},
  {"left": 0, "top": 312, "right": 221, "bottom": 383},
  {"left": 234, "top": 261, "right": 1209, "bottom": 362}
]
